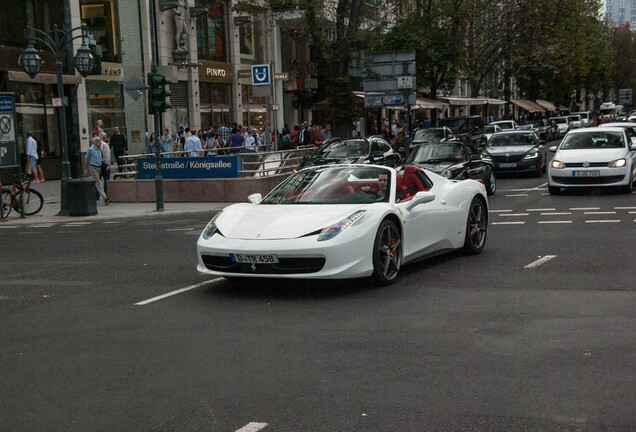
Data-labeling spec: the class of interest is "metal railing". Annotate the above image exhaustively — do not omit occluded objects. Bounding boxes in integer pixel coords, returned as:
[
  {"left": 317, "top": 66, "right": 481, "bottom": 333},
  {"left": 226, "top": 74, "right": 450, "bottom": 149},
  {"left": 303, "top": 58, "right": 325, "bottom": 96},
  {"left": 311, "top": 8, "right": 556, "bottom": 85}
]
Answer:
[{"left": 111, "top": 146, "right": 315, "bottom": 179}]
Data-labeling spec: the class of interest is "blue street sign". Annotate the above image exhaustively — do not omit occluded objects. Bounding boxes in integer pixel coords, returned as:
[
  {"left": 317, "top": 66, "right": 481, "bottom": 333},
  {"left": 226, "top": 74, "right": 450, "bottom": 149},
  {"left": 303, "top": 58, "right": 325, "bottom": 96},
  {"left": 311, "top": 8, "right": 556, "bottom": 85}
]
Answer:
[
  {"left": 0, "top": 96, "right": 14, "bottom": 113},
  {"left": 136, "top": 156, "right": 242, "bottom": 179},
  {"left": 251, "top": 64, "right": 271, "bottom": 86}
]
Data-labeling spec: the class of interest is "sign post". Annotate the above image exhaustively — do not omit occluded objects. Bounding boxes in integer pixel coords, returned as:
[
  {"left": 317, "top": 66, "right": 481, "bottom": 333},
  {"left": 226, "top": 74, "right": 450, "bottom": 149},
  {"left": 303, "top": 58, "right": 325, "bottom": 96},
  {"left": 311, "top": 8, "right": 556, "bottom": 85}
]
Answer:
[{"left": 0, "top": 92, "right": 23, "bottom": 220}]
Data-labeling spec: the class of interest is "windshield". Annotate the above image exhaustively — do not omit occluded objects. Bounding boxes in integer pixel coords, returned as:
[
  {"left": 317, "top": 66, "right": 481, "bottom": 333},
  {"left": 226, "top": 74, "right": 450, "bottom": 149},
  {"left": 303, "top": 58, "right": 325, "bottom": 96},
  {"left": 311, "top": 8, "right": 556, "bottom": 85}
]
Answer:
[
  {"left": 488, "top": 133, "right": 537, "bottom": 147},
  {"left": 440, "top": 118, "right": 471, "bottom": 133},
  {"left": 567, "top": 116, "right": 580, "bottom": 122},
  {"left": 314, "top": 139, "right": 369, "bottom": 160},
  {"left": 559, "top": 131, "right": 626, "bottom": 150},
  {"left": 408, "top": 142, "right": 467, "bottom": 163},
  {"left": 262, "top": 166, "right": 392, "bottom": 204},
  {"left": 553, "top": 117, "right": 567, "bottom": 124},
  {"left": 494, "top": 122, "right": 514, "bottom": 129},
  {"left": 484, "top": 126, "right": 497, "bottom": 134},
  {"left": 413, "top": 129, "right": 445, "bottom": 142}
]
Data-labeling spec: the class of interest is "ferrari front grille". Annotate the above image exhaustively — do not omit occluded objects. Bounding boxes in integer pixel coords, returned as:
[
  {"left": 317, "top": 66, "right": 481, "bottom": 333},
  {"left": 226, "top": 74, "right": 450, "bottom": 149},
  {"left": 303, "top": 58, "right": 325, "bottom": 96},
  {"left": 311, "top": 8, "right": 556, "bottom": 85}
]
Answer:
[{"left": 202, "top": 255, "right": 326, "bottom": 274}]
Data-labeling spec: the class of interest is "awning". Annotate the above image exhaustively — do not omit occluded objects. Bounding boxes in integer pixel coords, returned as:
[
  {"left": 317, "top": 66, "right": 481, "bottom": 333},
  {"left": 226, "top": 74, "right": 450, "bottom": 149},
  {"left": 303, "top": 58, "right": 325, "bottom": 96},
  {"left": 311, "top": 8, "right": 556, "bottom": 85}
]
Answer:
[
  {"left": 478, "top": 97, "right": 507, "bottom": 105},
  {"left": 509, "top": 99, "right": 545, "bottom": 113},
  {"left": 413, "top": 98, "right": 448, "bottom": 110},
  {"left": 8, "top": 70, "right": 83, "bottom": 85},
  {"left": 558, "top": 105, "right": 571, "bottom": 112},
  {"left": 535, "top": 99, "right": 556, "bottom": 111},
  {"left": 439, "top": 96, "right": 488, "bottom": 106}
]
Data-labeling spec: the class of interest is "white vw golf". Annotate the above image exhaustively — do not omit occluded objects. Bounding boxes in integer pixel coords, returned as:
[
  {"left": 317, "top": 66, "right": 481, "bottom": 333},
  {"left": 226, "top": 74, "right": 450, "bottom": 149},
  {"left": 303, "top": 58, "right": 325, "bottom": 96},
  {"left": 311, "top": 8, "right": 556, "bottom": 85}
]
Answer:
[
  {"left": 548, "top": 127, "right": 636, "bottom": 194},
  {"left": 197, "top": 164, "right": 488, "bottom": 285}
]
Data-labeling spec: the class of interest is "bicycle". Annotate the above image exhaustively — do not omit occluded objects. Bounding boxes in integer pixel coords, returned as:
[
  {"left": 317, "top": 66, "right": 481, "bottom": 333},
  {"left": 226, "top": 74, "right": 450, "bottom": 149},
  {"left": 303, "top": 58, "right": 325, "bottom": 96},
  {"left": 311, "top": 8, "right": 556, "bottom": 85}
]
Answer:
[{"left": 1, "top": 175, "right": 44, "bottom": 217}]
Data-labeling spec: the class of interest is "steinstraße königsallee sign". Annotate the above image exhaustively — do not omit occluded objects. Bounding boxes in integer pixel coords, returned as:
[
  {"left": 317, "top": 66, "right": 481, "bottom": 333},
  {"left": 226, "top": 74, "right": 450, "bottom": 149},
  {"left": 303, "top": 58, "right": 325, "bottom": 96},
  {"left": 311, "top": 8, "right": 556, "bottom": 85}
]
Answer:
[{"left": 136, "top": 156, "right": 242, "bottom": 179}]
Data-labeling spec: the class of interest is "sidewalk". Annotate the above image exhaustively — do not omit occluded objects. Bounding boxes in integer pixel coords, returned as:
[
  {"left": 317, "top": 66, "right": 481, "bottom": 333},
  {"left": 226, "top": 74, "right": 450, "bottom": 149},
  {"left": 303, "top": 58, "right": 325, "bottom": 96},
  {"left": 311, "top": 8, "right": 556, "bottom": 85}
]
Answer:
[{"left": 1, "top": 179, "right": 231, "bottom": 225}]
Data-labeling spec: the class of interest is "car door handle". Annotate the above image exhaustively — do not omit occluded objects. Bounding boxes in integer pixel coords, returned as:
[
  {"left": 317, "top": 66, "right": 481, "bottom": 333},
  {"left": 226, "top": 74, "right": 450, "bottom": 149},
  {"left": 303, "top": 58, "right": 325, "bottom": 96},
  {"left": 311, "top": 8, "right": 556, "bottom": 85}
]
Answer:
[{"left": 441, "top": 200, "right": 447, "bottom": 205}]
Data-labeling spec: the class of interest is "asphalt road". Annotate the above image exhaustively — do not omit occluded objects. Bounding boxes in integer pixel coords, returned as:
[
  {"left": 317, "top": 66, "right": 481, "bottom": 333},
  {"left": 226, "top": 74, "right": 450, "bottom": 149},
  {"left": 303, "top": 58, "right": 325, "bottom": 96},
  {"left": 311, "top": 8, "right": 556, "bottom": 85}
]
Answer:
[{"left": 1, "top": 160, "right": 635, "bottom": 431}]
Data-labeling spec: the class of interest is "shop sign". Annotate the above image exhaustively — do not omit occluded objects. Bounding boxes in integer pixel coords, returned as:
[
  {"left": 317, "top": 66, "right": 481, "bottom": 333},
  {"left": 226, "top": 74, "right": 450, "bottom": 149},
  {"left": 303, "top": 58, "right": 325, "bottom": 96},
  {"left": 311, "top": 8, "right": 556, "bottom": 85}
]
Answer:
[
  {"left": 136, "top": 156, "right": 242, "bottom": 179},
  {"left": 199, "top": 61, "right": 233, "bottom": 83},
  {"left": 87, "top": 62, "right": 124, "bottom": 82}
]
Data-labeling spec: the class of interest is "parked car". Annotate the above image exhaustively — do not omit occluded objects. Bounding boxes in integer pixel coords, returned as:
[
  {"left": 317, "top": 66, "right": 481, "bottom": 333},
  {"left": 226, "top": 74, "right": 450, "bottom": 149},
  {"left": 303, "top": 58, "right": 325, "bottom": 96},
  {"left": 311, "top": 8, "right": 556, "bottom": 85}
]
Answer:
[
  {"left": 297, "top": 137, "right": 400, "bottom": 170},
  {"left": 530, "top": 119, "right": 556, "bottom": 142},
  {"left": 552, "top": 116, "right": 572, "bottom": 137},
  {"left": 572, "top": 111, "right": 592, "bottom": 127},
  {"left": 548, "top": 127, "right": 636, "bottom": 194},
  {"left": 405, "top": 140, "right": 496, "bottom": 196},
  {"left": 439, "top": 115, "right": 486, "bottom": 149},
  {"left": 197, "top": 164, "right": 489, "bottom": 285},
  {"left": 490, "top": 120, "right": 518, "bottom": 131},
  {"left": 567, "top": 115, "right": 582, "bottom": 129},
  {"left": 484, "top": 124, "right": 502, "bottom": 141},
  {"left": 482, "top": 130, "right": 547, "bottom": 177}
]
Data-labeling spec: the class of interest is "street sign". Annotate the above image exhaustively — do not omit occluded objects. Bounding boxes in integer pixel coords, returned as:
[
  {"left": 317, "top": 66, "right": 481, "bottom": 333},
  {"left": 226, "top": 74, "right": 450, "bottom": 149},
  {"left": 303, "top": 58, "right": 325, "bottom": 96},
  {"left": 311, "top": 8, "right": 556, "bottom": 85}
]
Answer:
[
  {"left": 618, "top": 88, "right": 632, "bottom": 105},
  {"left": 397, "top": 76, "right": 414, "bottom": 89},
  {"left": 371, "top": 50, "right": 416, "bottom": 63},
  {"left": 365, "top": 93, "right": 416, "bottom": 108},
  {"left": 274, "top": 72, "right": 289, "bottom": 80},
  {"left": 363, "top": 77, "right": 416, "bottom": 92},
  {"left": 52, "top": 97, "right": 62, "bottom": 107},
  {"left": 0, "top": 93, "right": 19, "bottom": 168},
  {"left": 368, "top": 62, "right": 415, "bottom": 77},
  {"left": 271, "top": 104, "right": 280, "bottom": 111},
  {"left": 125, "top": 76, "right": 146, "bottom": 101},
  {"left": 251, "top": 64, "right": 271, "bottom": 86}
]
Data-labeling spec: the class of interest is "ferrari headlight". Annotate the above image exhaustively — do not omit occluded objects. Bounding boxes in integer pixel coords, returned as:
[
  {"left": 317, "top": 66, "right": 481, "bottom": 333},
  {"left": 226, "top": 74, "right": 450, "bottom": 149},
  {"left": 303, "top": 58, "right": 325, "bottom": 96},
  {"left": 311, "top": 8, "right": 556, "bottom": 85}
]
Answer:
[
  {"left": 317, "top": 210, "right": 366, "bottom": 242},
  {"left": 202, "top": 212, "right": 222, "bottom": 239},
  {"left": 440, "top": 169, "right": 452, "bottom": 178},
  {"left": 551, "top": 160, "right": 565, "bottom": 169},
  {"left": 609, "top": 158, "right": 626, "bottom": 167},
  {"left": 523, "top": 151, "right": 538, "bottom": 160}
]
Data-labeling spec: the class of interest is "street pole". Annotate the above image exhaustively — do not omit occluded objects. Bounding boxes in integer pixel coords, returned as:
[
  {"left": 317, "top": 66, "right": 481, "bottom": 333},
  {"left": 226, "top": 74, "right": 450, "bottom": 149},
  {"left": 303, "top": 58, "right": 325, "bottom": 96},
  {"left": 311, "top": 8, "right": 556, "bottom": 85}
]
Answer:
[
  {"left": 53, "top": 25, "right": 71, "bottom": 215},
  {"left": 149, "top": 0, "right": 164, "bottom": 211}
]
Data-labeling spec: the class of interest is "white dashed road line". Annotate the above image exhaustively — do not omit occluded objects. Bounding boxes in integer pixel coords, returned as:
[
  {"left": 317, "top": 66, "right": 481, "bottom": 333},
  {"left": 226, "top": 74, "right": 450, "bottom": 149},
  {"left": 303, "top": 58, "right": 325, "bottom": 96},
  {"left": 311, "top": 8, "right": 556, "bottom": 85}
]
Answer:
[
  {"left": 585, "top": 220, "right": 621, "bottom": 223},
  {"left": 0, "top": 225, "right": 18, "bottom": 229},
  {"left": 235, "top": 423, "right": 268, "bottom": 432},
  {"left": 505, "top": 193, "right": 529, "bottom": 197},
  {"left": 584, "top": 211, "right": 616, "bottom": 215},
  {"left": 490, "top": 209, "right": 512, "bottom": 213},
  {"left": 616, "top": 207, "right": 636, "bottom": 210},
  {"left": 524, "top": 255, "right": 557, "bottom": 269},
  {"left": 570, "top": 207, "right": 600, "bottom": 211},
  {"left": 135, "top": 278, "right": 222, "bottom": 306},
  {"left": 491, "top": 221, "right": 526, "bottom": 225},
  {"left": 498, "top": 213, "right": 529, "bottom": 217},
  {"left": 538, "top": 221, "right": 572, "bottom": 224},
  {"left": 541, "top": 212, "right": 572, "bottom": 216},
  {"left": 526, "top": 208, "right": 556, "bottom": 212},
  {"left": 166, "top": 228, "right": 194, "bottom": 231}
]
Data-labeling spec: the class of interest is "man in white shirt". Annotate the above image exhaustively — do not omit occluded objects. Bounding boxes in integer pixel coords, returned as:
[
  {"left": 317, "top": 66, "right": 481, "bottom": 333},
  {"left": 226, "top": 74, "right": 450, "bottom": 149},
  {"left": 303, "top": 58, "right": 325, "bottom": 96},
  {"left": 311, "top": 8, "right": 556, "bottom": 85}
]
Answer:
[
  {"left": 184, "top": 128, "right": 202, "bottom": 157},
  {"left": 245, "top": 129, "right": 257, "bottom": 152},
  {"left": 25, "top": 132, "right": 41, "bottom": 183}
]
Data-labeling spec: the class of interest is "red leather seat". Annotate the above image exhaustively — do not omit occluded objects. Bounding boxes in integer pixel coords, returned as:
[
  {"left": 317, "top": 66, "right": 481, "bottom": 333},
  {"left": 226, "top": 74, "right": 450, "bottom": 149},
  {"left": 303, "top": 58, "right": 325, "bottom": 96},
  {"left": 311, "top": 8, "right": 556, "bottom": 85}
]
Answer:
[
  {"left": 321, "top": 182, "right": 355, "bottom": 199},
  {"left": 401, "top": 165, "right": 427, "bottom": 198}
]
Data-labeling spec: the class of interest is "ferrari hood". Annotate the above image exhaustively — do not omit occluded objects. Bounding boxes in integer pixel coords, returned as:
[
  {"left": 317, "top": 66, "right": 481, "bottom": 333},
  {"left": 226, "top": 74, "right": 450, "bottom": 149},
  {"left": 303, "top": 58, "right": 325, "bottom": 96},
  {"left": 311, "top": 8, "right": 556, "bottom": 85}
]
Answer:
[
  {"left": 215, "top": 203, "right": 368, "bottom": 240},
  {"left": 555, "top": 148, "right": 627, "bottom": 163},
  {"left": 486, "top": 145, "right": 535, "bottom": 156}
]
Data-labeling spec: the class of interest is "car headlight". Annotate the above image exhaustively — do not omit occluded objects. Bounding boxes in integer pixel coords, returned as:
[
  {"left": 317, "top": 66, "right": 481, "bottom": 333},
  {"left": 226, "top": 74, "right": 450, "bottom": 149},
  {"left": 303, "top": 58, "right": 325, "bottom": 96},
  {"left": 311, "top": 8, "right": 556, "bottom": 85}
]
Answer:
[
  {"left": 609, "top": 158, "right": 626, "bottom": 167},
  {"left": 317, "top": 210, "right": 366, "bottom": 242},
  {"left": 481, "top": 151, "right": 492, "bottom": 162},
  {"left": 551, "top": 160, "right": 565, "bottom": 169},
  {"left": 202, "top": 212, "right": 222, "bottom": 239},
  {"left": 440, "top": 169, "right": 452, "bottom": 178},
  {"left": 523, "top": 151, "right": 538, "bottom": 160}
]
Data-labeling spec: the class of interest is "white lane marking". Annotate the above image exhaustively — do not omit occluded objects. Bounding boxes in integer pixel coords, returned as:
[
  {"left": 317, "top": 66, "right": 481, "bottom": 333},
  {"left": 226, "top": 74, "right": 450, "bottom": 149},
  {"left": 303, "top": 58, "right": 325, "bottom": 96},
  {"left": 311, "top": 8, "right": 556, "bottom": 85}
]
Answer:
[
  {"left": 166, "top": 228, "right": 194, "bottom": 231},
  {"left": 135, "top": 278, "right": 222, "bottom": 306},
  {"left": 570, "top": 207, "right": 600, "bottom": 211},
  {"left": 524, "top": 255, "right": 557, "bottom": 268},
  {"left": 616, "top": 207, "right": 636, "bottom": 210},
  {"left": 235, "top": 422, "right": 268, "bottom": 432},
  {"left": 490, "top": 209, "right": 512, "bottom": 213},
  {"left": 630, "top": 211, "right": 636, "bottom": 214},
  {"left": 499, "top": 213, "right": 529, "bottom": 217},
  {"left": 527, "top": 208, "right": 556, "bottom": 212},
  {"left": 0, "top": 225, "right": 18, "bottom": 229},
  {"left": 541, "top": 212, "right": 572, "bottom": 216},
  {"left": 509, "top": 182, "right": 548, "bottom": 192},
  {"left": 506, "top": 193, "right": 529, "bottom": 197},
  {"left": 538, "top": 220, "right": 572, "bottom": 224},
  {"left": 584, "top": 211, "right": 616, "bottom": 215},
  {"left": 30, "top": 225, "right": 54, "bottom": 228},
  {"left": 103, "top": 221, "right": 122, "bottom": 224},
  {"left": 585, "top": 220, "right": 621, "bottom": 223},
  {"left": 492, "top": 221, "right": 525, "bottom": 225},
  {"left": 63, "top": 222, "right": 93, "bottom": 226}
]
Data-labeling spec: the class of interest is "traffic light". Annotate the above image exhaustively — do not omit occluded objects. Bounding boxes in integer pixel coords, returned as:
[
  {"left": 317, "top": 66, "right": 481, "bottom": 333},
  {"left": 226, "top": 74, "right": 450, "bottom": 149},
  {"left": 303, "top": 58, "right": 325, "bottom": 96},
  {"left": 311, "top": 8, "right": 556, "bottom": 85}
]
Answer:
[{"left": 148, "top": 73, "right": 172, "bottom": 113}]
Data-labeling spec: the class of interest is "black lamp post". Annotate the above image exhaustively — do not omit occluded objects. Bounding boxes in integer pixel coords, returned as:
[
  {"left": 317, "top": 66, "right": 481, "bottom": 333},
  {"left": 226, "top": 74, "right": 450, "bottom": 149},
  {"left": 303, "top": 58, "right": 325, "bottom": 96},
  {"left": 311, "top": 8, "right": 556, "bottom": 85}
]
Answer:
[{"left": 18, "top": 24, "right": 96, "bottom": 216}]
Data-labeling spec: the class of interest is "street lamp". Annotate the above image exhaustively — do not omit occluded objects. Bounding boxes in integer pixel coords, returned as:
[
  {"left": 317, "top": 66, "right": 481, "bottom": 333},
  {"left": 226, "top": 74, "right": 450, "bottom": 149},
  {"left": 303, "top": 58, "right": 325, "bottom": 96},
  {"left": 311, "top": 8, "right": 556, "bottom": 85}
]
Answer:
[{"left": 18, "top": 24, "right": 96, "bottom": 215}]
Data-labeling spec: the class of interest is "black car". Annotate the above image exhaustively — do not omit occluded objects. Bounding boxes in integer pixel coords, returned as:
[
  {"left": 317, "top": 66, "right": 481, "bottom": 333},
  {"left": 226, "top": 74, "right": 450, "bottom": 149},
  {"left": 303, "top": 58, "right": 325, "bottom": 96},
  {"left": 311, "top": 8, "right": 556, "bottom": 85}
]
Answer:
[
  {"left": 439, "top": 115, "right": 486, "bottom": 149},
  {"left": 482, "top": 131, "right": 547, "bottom": 177},
  {"left": 405, "top": 140, "right": 496, "bottom": 196},
  {"left": 410, "top": 127, "right": 454, "bottom": 146},
  {"left": 297, "top": 136, "right": 400, "bottom": 170}
]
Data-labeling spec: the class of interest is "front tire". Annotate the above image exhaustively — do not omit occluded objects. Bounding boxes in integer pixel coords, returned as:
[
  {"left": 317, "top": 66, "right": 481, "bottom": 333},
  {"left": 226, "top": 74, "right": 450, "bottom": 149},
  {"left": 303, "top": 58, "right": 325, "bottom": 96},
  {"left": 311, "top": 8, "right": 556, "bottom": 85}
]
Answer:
[
  {"left": 372, "top": 219, "right": 402, "bottom": 286},
  {"left": 15, "top": 189, "right": 44, "bottom": 216},
  {"left": 485, "top": 168, "right": 496, "bottom": 196},
  {"left": 463, "top": 197, "right": 487, "bottom": 255}
]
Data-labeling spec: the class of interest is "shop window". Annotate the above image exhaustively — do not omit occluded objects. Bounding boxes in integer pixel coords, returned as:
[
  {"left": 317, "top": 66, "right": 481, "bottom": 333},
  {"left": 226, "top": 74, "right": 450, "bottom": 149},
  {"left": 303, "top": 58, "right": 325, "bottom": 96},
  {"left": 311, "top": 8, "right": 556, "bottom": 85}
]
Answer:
[
  {"left": 200, "top": 82, "right": 231, "bottom": 128},
  {"left": 195, "top": 2, "right": 227, "bottom": 62},
  {"left": 239, "top": 13, "right": 265, "bottom": 64},
  {"left": 80, "top": 0, "right": 120, "bottom": 63},
  {"left": 86, "top": 80, "right": 125, "bottom": 137},
  {"left": 0, "top": 0, "right": 66, "bottom": 48}
]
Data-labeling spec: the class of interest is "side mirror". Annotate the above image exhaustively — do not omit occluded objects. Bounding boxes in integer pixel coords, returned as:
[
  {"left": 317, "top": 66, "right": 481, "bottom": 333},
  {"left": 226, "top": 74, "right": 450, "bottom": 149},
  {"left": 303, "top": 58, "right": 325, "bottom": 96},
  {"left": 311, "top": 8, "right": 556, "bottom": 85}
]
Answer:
[
  {"left": 469, "top": 154, "right": 481, "bottom": 162},
  {"left": 405, "top": 191, "right": 436, "bottom": 211},
  {"left": 549, "top": 146, "right": 557, "bottom": 153},
  {"left": 248, "top": 193, "right": 262, "bottom": 204},
  {"left": 372, "top": 151, "right": 384, "bottom": 161},
  {"left": 630, "top": 143, "right": 636, "bottom": 150}
]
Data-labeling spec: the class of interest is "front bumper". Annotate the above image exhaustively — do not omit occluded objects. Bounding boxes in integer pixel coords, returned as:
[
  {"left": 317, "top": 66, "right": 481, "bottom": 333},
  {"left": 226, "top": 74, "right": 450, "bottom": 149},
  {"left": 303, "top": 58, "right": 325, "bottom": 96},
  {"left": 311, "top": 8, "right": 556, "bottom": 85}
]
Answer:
[
  {"left": 196, "top": 229, "right": 376, "bottom": 279},
  {"left": 491, "top": 157, "right": 541, "bottom": 173},
  {"left": 549, "top": 166, "right": 630, "bottom": 187}
]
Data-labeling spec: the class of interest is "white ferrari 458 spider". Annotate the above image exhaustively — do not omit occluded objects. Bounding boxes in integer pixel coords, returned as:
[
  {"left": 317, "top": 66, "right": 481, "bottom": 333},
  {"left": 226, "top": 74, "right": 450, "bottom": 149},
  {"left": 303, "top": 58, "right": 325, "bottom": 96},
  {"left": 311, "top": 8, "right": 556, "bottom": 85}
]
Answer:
[{"left": 197, "top": 164, "right": 488, "bottom": 285}]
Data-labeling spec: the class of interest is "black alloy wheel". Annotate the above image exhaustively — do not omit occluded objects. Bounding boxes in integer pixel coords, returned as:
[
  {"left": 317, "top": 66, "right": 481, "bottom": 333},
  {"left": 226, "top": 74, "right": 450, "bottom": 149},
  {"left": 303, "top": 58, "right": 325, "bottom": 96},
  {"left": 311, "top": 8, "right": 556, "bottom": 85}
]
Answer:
[
  {"left": 372, "top": 219, "right": 402, "bottom": 286},
  {"left": 463, "top": 197, "right": 487, "bottom": 254}
]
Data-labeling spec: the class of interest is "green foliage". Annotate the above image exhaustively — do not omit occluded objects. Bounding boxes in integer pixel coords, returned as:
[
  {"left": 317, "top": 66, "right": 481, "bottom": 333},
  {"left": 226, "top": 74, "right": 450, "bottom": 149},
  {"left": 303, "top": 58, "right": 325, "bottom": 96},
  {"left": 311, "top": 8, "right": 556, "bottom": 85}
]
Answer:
[
  {"left": 277, "top": 135, "right": 294, "bottom": 150},
  {"left": 327, "top": 76, "right": 357, "bottom": 126}
]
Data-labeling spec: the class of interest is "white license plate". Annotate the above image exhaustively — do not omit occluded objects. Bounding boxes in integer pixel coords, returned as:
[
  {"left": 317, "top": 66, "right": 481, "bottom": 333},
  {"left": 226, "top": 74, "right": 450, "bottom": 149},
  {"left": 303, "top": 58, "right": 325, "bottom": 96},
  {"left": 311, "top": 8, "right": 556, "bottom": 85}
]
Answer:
[
  {"left": 573, "top": 170, "right": 600, "bottom": 177},
  {"left": 499, "top": 163, "right": 517, "bottom": 168},
  {"left": 230, "top": 253, "right": 279, "bottom": 264}
]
